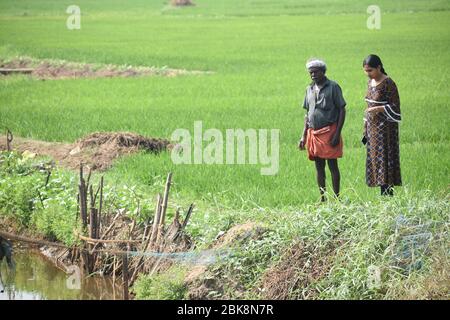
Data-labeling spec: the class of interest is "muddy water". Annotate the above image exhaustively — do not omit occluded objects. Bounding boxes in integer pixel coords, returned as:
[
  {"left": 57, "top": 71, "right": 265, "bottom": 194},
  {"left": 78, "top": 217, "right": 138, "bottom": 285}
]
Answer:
[{"left": 0, "top": 249, "right": 124, "bottom": 300}]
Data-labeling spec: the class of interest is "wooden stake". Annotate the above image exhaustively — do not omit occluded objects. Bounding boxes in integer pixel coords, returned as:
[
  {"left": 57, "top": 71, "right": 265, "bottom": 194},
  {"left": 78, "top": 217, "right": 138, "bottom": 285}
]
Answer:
[
  {"left": 0, "top": 68, "right": 33, "bottom": 75},
  {"left": 79, "top": 164, "right": 88, "bottom": 227},
  {"left": 98, "top": 176, "right": 104, "bottom": 239},
  {"left": 86, "top": 167, "right": 92, "bottom": 189},
  {"left": 88, "top": 185, "right": 97, "bottom": 272},
  {"left": 159, "top": 172, "right": 172, "bottom": 226},
  {"left": 78, "top": 164, "right": 91, "bottom": 272},
  {"left": 6, "top": 128, "right": 13, "bottom": 151},
  {"left": 149, "top": 193, "right": 162, "bottom": 246},
  {"left": 154, "top": 173, "right": 172, "bottom": 248},
  {"left": 181, "top": 203, "right": 195, "bottom": 231},
  {"left": 90, "top": 211, "right": 121, "bottom": 254},
  {"left": 89, "top": 186, "right": 96, "bottom": 239},
  {"left": 174, "top": 207, "right": 180, "bottom": 222},
  {"left": 122, "top": 252, "right": 129, "bottom": 300},
  {"left": 129, "top": 214, "right": 156, "bottom": 284},
  {"left": 112, "top": 255, "right": 117, "bottom": 286},
  {"left": 80, "top": 234, "right": 141, "bottom": 244},
  {"left": 166, "top": 209, "right": 182, "bottom": 242}
]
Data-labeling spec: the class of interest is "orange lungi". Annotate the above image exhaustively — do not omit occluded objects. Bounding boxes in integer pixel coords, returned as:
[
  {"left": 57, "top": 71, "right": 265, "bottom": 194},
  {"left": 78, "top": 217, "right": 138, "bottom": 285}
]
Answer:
[{"left": 306, "top": 122, "right": 343, "bottom": 160}]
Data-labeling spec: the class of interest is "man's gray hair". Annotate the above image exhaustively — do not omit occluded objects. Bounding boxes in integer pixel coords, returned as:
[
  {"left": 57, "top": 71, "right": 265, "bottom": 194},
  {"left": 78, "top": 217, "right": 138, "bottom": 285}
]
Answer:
[{"left": 306, "top": 58, "right": 327, "bottom": 72}]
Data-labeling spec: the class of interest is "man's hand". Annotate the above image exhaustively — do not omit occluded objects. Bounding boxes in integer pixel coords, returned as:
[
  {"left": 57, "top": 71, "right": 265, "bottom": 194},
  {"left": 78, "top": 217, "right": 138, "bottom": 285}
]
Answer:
[
  {"left": 298, "top": 137, "right": 306, "bottom": 150},
  {"left": 330, "top": 133, "right": 340, "bottom": 147}
]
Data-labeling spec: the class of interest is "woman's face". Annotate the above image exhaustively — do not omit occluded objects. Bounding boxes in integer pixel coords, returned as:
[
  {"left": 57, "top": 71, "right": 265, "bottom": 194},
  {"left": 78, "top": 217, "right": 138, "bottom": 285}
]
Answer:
[{"left": 363, "top": 64, "right": 382, "bottom": 79}]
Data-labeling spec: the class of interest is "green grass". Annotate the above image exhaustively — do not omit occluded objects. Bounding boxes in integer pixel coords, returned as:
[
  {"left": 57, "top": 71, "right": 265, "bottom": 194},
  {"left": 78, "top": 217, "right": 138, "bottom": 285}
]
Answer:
[
  {"left": 1, "top": 0, "right": 449, "bottom": 207},
  {"left": 0, "top": 2, "right": 449, "bottom": 299},
  {"left": 129, "top": 188, "right": 449, "bottom": 300},
  {"left": 1, "top": 150, "right": 448, "bottom": 299},
  {"left": 133, "top": 265, "right": 188, "bottom": 300},
  {"left": 1, "top": 0, "right": 449, "bottom": 17}
]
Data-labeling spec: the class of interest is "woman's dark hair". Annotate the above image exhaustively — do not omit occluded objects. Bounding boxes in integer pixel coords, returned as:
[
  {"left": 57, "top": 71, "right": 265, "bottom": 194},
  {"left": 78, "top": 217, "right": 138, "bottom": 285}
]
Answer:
[{"left": 363, "top": 54, "right": 387, "bottom": 75}]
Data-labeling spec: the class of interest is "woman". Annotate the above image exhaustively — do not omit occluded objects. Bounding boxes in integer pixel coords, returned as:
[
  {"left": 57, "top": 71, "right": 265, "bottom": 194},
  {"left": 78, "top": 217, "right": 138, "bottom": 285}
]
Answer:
[{"left": 362, "top": 54, "right": 401, "bottom": 195}]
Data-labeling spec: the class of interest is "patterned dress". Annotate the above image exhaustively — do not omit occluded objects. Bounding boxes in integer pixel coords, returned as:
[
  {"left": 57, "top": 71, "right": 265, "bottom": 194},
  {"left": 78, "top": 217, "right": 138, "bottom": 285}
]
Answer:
[{"left": 364, "top": 77, "right": 402, "bottom": 187}]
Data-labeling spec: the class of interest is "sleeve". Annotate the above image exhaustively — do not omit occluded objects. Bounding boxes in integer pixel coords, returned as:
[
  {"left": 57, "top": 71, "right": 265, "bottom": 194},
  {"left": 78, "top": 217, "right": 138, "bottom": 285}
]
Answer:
[
  {"left": 302, "top": 89, "right": 309, "bottom": 110},
  {"left": 384, "top": 80, "right": 401, "bottom": 122},
  {"left": 332, "top": 83, "right": 347, "bottom": 109}
]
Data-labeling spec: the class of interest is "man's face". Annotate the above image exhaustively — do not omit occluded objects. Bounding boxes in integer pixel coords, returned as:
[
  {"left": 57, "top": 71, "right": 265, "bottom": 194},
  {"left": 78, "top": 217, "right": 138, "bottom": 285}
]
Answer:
[{"left": 308, "top": 67, "right": 325, "bottom": 83}]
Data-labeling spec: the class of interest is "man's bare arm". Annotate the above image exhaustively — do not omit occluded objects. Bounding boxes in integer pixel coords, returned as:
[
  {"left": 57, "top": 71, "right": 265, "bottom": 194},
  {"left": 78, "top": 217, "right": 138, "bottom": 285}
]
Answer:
[
  {"left": 331, "top": 108, "right": 346, "bottom": 146},
  {"left": 298, "top": 114, "right": 309, "bottom": 150}
]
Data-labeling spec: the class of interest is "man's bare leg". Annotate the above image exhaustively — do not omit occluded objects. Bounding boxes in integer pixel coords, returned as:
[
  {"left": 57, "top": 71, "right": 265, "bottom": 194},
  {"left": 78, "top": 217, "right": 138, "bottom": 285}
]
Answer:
[
  {"left": 314, "top": 158, "right": 326, "bottom": 202},
  {"left": 327, "top": 159, "right": 340, "bottom": 198}
]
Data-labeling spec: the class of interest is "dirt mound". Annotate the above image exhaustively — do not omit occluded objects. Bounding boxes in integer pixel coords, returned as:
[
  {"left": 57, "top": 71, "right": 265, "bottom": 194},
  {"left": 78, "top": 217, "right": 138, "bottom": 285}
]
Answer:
[
  {"left": 77, "top": 132, "right": 168, "bottom": 152},
  {"left": 0, "top": 132, "right": 171, "bottom": 171},
  {"left": 0, "top": 57, "right": 212, "bottom": 79},
  {"left": 184, "top": 222, "right": 267, "bottom": 299},
  {"left": 261, "top": 241, "right": 337, "bottom": 300},
  {"left": 213, "top": 222, "right": 267, "bottom": 248},
  {"left": 171, "top": 0, "right": 195, "bottom": 6}
]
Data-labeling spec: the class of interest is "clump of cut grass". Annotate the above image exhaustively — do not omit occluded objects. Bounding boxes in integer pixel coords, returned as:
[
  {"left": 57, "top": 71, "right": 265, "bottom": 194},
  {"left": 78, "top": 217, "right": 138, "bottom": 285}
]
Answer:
[{"left": 133, "top": 264, "right": 188, "bottom": 300}]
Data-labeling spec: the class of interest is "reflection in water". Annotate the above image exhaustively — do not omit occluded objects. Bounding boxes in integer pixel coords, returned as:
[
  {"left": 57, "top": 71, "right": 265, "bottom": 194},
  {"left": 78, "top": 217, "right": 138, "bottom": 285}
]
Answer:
[{"left": 0, "top": 249, "right": 123, "bottom": 300}]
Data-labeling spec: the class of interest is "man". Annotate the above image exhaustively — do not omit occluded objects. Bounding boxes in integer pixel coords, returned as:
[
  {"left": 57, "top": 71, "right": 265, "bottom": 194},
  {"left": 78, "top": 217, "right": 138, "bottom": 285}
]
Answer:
[{"left": 298, "top": 58, "right": 346, "bottom": 201}]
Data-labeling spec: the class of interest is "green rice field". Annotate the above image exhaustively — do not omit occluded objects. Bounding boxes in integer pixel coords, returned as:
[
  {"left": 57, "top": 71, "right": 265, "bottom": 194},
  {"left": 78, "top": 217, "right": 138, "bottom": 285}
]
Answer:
[{"left": 0, "top": 0, "right": 449, "bottom": 300}]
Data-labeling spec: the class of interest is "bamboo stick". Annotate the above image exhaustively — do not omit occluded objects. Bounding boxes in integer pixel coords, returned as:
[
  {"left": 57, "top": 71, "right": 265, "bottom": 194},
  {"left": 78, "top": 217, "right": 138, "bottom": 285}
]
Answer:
[
  {"left": 159, "top": 172, "right": 172, "bottom": 226},
  {"left": 112, "top": 255, "right": 117, "bottom": 286},
  {"left": 6, "top": 128, "right": 13, "bottom": 151},
  {"left": 171, "top": 203, "right": 194, "bottom": 243},
  {"left": 0, "top": 68, "right": 33, "bottom": 75},
  {"left": 88, "top": 184, "right": 96, "bottom": 272},
  {"left": 122, "top": 251, "right": 129, "bottom": 300},
  {"left": 154, "top": 173, "right": 172, "bottom": 247},
  {"left": 90, "top": 211, "right": 121, "bottom": 254},
  {"left": 97, "top": 176, "right": 104, "bottom": 239},
  {"left": 79, "top": 234, "right": 142, "bottom": 244},
  {"left": 181, "top": 203, "right": 195, "bottom": 231},
  {"left": 79, "top": 164, "right": 88, "bottom": 227},
  {"left": 86, "top": 167, "right": 92, "bottom": 189},
  {"left": 129, "top": 221, "right": 155, "bottom": 284},
  {"left": 149, "top": 193, "right": 162, "bottom": 246},
  {"left": 89, "top": 186, "right": 96, "bottom": 240}
]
